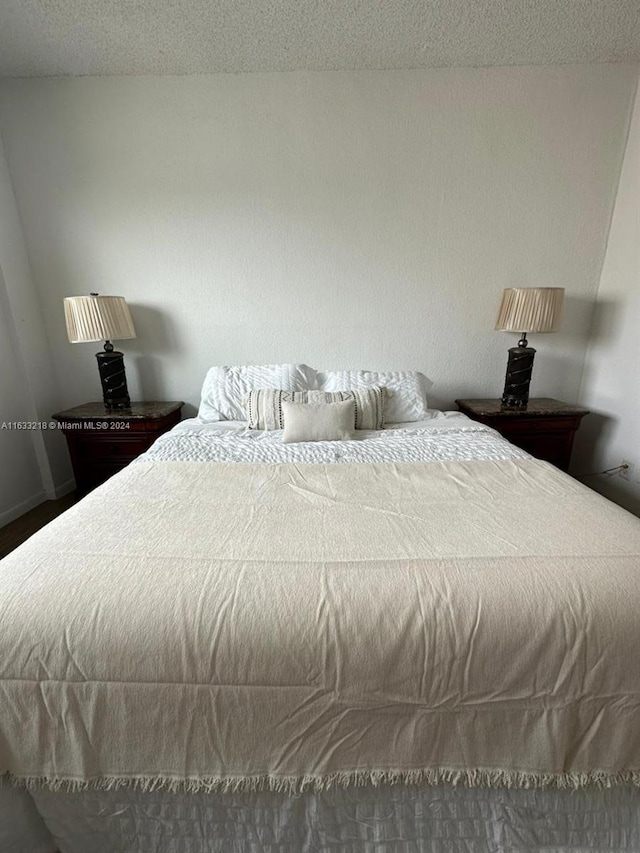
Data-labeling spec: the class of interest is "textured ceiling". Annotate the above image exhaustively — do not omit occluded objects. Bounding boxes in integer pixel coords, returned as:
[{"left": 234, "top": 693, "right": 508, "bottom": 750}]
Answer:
[{"left": 0, "top": 0, "right": 639, "bottom": 78}]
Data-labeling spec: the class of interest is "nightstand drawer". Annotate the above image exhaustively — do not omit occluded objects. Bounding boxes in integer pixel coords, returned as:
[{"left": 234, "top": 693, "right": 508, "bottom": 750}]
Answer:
[
  {"left": 506, "top": 431, "right": 572, "bottom": 463},
  {"left": 78, "top": 461, "right": 133, "bottom": 491},
  {"left": 74, "top": 436, "right": 153, "bottom": 461}
]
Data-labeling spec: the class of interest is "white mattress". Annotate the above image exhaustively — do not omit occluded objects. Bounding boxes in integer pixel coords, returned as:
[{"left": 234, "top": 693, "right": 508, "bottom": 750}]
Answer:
[
  {"left": 12, "top": 782, "right": 640, "bottom": 853},
  {"left": 0, "top": 785, "right": 56, "bottom": 853},
  {"left": 4, "top": 413, "right": 639, "bottom": 852}
]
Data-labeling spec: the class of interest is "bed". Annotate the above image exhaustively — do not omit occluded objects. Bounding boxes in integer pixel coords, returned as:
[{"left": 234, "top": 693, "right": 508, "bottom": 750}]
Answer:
[{"left": 1, "top": 364, "right": 640, "bottom": 852}]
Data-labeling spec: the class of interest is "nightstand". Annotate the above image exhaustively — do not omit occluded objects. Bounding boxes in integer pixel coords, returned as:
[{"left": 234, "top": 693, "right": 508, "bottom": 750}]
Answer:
[
  {"left": 455, "top": 398, "right": 589, "bottom": 471},
  {"left": 52, "top": 401, "right": 183, "bottom": 495}
]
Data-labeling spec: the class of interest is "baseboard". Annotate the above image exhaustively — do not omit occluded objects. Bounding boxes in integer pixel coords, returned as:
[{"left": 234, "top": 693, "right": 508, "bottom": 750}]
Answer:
[
  {"left": 0, "top": 490, "right": 47, "bottom": 528},
  {"left": 47, "top": 478, "right": 76, "bottom": 500}
]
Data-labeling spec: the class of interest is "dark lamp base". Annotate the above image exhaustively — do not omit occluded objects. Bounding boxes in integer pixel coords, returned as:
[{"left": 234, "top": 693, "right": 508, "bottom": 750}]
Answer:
[
  {"left": 501, "top": 345, "right": 536, "bottom": 409},
  {"left": 95, "top": 350, "right": 131, "bottom": 410}
]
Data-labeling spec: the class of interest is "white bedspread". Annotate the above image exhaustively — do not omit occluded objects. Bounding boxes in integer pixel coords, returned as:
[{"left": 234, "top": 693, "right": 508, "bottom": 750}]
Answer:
[{"left": 2, "top": 452, "right": 640, "bottom": 794}]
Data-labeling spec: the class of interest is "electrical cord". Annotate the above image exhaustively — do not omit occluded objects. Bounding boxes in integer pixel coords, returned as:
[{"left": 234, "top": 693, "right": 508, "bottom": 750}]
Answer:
[{"left": 575, "top": 463, "right": 629, "bottom": 480}]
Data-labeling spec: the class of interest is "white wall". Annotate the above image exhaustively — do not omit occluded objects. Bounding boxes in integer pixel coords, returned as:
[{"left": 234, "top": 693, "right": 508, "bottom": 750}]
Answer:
[
  {"left": 0, "top": 65, "right": 636, "bottom": 495},
  {"left": 0, "top": 268, "right": 45, "bottom": 524},
  {"left": 0, "top": 136, "right": 72, "bottom": 522},
  {"left": 572, "top": 81, "right": 640, "bottom": 515}
]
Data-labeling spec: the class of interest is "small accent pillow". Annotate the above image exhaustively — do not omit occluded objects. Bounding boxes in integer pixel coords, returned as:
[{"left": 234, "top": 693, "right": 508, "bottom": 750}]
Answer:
[
  {"left": 317, "top": 370, "right": 431, "bottom": 423},
  {"left": 282, "top": 401, "right": 355, "bottom": 444},
  {"left": 246, "top": 388, "right": 385, "bottom": 431},
  {"left": 197, "top": 364, "right": 318, "bottom": 422}
]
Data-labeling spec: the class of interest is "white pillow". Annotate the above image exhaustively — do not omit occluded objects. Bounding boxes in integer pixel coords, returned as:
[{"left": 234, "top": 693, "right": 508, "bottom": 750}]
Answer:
[
  {"left": 198, "top": 364, "right": 318, "bottom": 422},
  {"left": 317, "top": 370, "right": 431, "bottom": 423},
  {"left": 282, "top": 400, "right": 355, "bottom": 443},
  {"left": 246, "top": 387, "right": 386, "bottom": 431}
]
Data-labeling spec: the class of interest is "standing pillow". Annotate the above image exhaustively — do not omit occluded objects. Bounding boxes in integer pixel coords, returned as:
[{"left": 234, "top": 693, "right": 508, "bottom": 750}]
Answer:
[
  {"left": 246, "top": 388, "right": 385, "bottom": 431},
  {"left": 282, "top": 401, "right": 355, "bottom": 443},
  {"left": 198, "top": 364, "right": 318, "bottom": 422},
  {"left": 317, "top": 370, "right": 431, "bottom": 423}
]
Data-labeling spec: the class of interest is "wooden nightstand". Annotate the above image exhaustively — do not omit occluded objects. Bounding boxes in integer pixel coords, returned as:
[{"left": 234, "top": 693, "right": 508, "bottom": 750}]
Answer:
[
  {"left": 455, "top": 398, "right": 589, "bottom": 471},
  {"left": 52, "top": 401, "right": 183, "bottom": 495}
]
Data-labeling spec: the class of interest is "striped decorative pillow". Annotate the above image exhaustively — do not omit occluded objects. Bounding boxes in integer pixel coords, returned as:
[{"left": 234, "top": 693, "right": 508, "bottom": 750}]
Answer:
[{"left": 246, "top": 388, "right": 385, "bottom": 431}]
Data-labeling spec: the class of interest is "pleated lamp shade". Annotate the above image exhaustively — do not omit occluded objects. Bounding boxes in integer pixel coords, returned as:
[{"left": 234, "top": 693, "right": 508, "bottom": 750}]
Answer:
[
  {"left": 64, "top": 295, "right": 136, "bottom": 343},
  {"left": 495, "top": 288, "right": 564, "bottom": 334}
]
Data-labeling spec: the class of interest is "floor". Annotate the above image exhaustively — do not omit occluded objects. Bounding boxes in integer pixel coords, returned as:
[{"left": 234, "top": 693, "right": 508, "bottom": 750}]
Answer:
[{"left": 0, "top": 494, "right": 76, "bottom": 559}]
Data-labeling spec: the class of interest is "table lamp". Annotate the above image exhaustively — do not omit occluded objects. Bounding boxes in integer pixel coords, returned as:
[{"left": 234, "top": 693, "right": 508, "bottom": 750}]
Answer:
[
  {"left": 64, "top": 293, "right": 136, "bottom": 410},
  {"left": 495, "top": 287, "right": 564, "bottom": 408}
]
